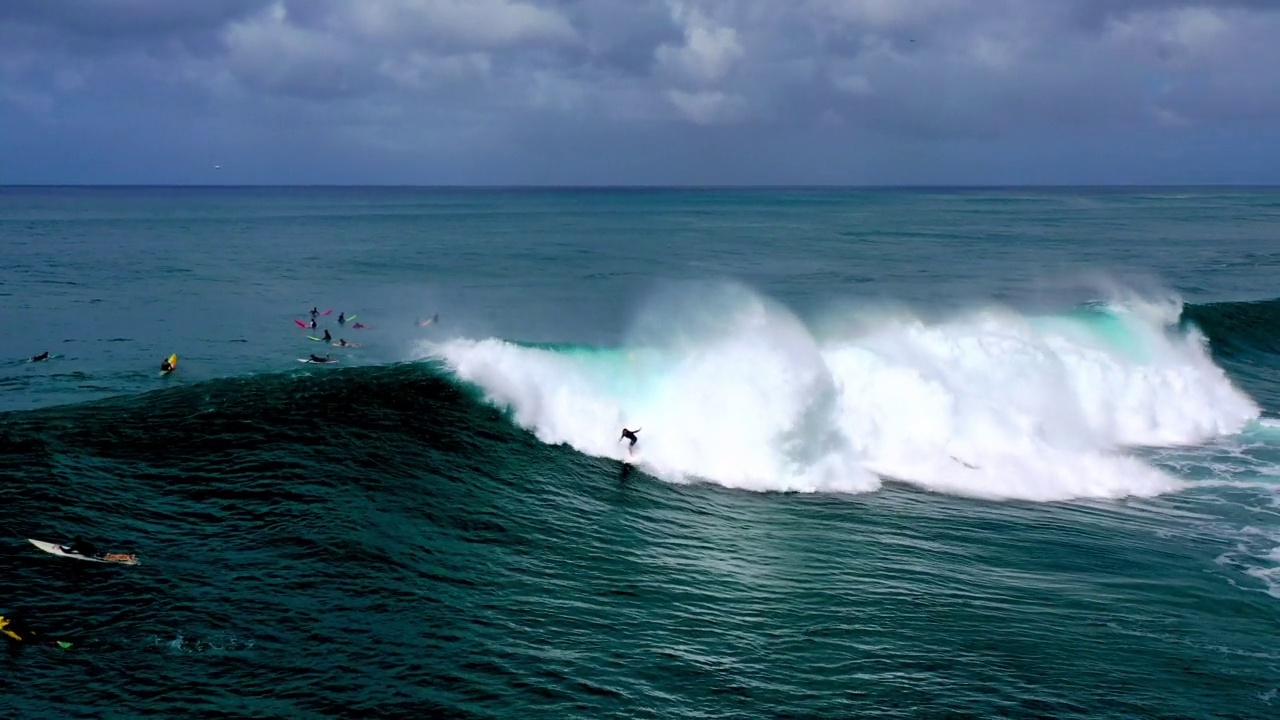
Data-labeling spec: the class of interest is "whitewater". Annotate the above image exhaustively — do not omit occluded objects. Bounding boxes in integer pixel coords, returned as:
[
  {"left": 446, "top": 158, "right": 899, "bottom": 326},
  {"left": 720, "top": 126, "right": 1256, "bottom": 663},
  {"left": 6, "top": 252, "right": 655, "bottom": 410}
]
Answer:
[{"left": 417, "top": 282, "right": 1261, "bottom": 503}]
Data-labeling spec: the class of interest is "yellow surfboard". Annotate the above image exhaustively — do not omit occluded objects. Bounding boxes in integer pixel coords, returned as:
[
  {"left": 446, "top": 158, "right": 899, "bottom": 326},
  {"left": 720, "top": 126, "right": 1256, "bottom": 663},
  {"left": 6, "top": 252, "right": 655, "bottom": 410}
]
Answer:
[{"left": 161, "top": 353, "right": 177, "bottom": 374}]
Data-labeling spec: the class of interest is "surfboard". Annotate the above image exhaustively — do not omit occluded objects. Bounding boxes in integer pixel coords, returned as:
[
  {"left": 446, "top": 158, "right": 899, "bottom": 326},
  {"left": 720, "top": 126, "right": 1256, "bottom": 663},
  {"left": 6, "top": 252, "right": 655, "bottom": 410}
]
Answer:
[
  {"left": 294, "top": 319, "right": 308, "bottom": 328},
  {"left": 307, "top": 336, "right": 323, "bottom": 342},
  {"left": 343, "top": 314, "right": 357, "bottom": 323},
  {"left": 322, "top": 309, "right": 333, "bottom": 316},
  {"left": 160, "top": 354, "right": 177, "bottom": 375},
  {"left": 331, "top": 342, "right": 361, "bottom": 347},
  {"left": 298, "top": 358, "right": 338, "bottom": 364},
  {"left": 28, "top": 539, "right": 139, "bottom": 565}
]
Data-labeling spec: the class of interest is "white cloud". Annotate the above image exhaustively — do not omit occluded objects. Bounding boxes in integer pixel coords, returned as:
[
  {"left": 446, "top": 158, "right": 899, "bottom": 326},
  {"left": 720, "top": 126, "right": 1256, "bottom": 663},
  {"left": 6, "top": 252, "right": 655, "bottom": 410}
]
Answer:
[
  {"left": 655, "top": 4, "right": 744, "bottom": 86},
  {"left": 343, "top": 0, "right": 579, "bottom": 50},
  {"left": 666, "top": 88, "right": 747, "bottom": 124}
]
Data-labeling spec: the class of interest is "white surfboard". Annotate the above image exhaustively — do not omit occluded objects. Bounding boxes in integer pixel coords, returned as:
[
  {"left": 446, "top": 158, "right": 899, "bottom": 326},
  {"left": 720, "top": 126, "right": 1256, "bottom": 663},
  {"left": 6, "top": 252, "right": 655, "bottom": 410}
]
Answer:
[
  {"left": 298, "top": 358, "right": 338, "bottom": 364},
  {"left": 28, "top": 539, "right": 139, "bottom": 565}
]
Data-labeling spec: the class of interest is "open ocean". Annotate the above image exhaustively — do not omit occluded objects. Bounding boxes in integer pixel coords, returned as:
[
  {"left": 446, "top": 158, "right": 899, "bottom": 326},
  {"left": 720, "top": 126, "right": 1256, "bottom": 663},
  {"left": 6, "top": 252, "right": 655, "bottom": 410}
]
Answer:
[{"left": 2, "top": 186, "right": 1279, "bottom": 719}]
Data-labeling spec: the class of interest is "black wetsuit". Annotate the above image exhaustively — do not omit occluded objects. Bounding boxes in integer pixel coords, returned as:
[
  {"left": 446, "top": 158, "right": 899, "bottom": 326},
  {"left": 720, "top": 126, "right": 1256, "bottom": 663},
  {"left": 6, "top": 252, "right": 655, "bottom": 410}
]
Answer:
[
  {"left": 323, "top": 330, "right": 332, "bottom": 342},
  {"left": 338, "top": 313, "right": 345, "bottom": 325},
  {"left": 31, "top": 352, "right": 50, "bottom": 362},
  {"left": 620, "top": 428, "right": 640, "bottom": 448},
  {"left": 63, "top": 538, "right": 97, "bottom": 557},
  {"left": 1, "top": 614, "right": 38, "bottom": 643}
]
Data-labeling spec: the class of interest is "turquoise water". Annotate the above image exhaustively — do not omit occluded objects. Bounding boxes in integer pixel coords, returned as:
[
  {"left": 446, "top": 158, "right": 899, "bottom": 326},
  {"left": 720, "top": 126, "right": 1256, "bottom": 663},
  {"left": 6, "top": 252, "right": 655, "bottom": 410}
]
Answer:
[{"left": 2, "top": 187, "right": 1280, "bottom": 718}]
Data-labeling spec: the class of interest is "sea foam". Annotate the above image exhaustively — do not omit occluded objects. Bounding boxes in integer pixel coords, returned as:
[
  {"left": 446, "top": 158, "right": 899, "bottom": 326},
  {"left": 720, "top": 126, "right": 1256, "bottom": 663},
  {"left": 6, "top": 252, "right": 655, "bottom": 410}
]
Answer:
[{"left": 417, "top": 283, "right": 1260, "bottom": 502}]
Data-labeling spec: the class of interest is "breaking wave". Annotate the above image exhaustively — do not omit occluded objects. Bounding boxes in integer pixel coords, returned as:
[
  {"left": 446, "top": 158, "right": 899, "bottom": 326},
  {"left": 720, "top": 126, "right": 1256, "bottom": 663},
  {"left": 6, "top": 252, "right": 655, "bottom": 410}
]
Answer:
[{"left": 419, "top": 282, "right": 1262, "bottom": 502}]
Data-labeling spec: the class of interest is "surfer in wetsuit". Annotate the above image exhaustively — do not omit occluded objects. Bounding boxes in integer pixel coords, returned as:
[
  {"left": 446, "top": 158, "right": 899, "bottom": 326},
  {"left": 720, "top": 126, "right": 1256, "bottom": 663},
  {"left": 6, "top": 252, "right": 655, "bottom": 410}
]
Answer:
[
  {"left": 310, "top": 307, "right": 319, "bottom": 320},
  {"left": 1, "top": 613, "right": 38, "bottom": 643},
  {"left": 160, "top": 358, "right": 174, "bottom": 372},
  {"left": 338, "top": 312, "right": 345, "bottom": 325},
  {"left": 2, "top": 612, "right": 72, "bottom": 649},
  {"left": 310, "top": 318, "right": 318, "bottom": 329},
  {"left": 31, "top": 351, "right": 50, "bottom": 362},
  {"left": 61, "top": 537, "right": 97, "bottom": 557},
  {"left": 323, "top": 329, "right": 332, "bottom": 342},
  {"left": 308, "top": 353, "right": 330, "bottom": 363},
  {"left": 619, "top": 427, "right": 642, "bottom": 453}
]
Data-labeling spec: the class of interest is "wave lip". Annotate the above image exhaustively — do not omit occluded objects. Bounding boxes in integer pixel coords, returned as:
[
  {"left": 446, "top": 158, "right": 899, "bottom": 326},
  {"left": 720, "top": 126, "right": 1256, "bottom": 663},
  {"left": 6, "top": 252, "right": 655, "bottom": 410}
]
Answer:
[{"left": 420, "top": 284, "right": 1261, "bottom": 503}]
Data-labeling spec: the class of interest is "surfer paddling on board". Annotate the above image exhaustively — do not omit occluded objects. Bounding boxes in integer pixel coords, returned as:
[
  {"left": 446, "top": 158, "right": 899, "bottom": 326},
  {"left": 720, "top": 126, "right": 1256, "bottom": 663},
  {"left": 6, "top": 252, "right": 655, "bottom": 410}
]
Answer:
[
  {"left": 308, "top": 353, "right": 333, "bottom": 363},
  {"left": 31, "top": 351, "right": 50, "bottom": 362},
  {"left": 61, "top": 537, "right": 97, "bottom": 557},
  {"left": 0, "top": 612, "right": 69, "bottom": 648},
  {"left": 619, "top": 427, "right": 642, "bottom": 455}
]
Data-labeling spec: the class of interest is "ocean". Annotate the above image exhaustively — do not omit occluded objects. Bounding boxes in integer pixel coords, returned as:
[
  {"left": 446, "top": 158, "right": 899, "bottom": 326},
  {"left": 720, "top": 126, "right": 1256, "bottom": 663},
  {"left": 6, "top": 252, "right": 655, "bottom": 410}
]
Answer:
[{"left": 1, "top": 186, "right": 1278, "bottom": 718}]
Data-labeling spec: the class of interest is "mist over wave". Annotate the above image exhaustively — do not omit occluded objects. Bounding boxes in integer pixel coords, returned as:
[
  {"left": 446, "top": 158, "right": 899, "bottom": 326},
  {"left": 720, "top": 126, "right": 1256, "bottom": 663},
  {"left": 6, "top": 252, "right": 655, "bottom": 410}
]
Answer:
[{"left": 416, "top": 282, "right": 1261, "bottom": 502}]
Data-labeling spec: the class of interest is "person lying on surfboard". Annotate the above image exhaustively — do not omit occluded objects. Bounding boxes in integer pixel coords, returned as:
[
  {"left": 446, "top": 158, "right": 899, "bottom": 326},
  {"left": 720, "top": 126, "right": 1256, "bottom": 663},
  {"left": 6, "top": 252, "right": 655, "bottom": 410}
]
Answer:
[
  {"left": 308, "top": 353, "right": 332, "bottom": 363},
  {"left": 31, "top": 350, "right": 50, "bottom": 362},
  {"left": 619, "top": 427, "right": 642, "bottom": 453},
  {"left": 351, "top": 322, "right": 369, "bottom": 329},
  {"left": 0, "top": 612, "right": 64, "bottom": 647},
  {"left": 61, "top": 537, "right": 98, "bottom": 557}
]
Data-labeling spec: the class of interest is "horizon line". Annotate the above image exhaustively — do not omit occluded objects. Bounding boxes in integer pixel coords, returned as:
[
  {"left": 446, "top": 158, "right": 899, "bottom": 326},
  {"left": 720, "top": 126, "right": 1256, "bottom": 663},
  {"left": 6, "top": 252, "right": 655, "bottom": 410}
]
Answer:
[{"left": 2, "top": 182, "right": 1279, "bottom": 190}]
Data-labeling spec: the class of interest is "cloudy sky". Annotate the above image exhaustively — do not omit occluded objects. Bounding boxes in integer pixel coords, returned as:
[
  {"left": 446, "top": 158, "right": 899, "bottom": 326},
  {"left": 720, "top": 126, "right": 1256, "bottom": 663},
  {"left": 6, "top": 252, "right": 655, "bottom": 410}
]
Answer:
[{"left": 2, "top": 0, "right": 1279, "bottom": 185}]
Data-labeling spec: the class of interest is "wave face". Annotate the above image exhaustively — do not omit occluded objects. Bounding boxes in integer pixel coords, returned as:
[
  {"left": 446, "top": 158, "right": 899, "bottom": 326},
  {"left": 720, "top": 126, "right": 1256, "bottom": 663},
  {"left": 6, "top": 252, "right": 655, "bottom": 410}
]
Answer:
[{"left": 421, "top": 283, "right": 1261, "bottom": 502}]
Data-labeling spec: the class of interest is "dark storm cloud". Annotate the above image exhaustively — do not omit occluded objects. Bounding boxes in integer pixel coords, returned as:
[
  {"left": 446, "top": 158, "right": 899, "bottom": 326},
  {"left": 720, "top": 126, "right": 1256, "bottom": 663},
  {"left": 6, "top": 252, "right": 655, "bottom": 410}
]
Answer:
[{"left": 1, "top": 0, "right": 1278, "bottom": 183}]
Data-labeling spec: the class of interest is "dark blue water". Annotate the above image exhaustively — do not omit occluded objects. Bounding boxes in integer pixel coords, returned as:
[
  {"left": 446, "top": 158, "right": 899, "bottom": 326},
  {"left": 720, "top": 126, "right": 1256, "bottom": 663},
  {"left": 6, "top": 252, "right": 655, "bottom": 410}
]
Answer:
[{"left": 3, "top": 187, "right": 1280, "bottom": 718}]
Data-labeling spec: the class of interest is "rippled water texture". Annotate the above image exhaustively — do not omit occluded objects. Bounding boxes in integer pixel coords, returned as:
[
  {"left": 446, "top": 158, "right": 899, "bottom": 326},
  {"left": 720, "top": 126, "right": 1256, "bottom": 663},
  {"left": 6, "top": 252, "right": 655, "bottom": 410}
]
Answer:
[{"left": 3, "top": 187, "right": 1279, "bottom": 718}]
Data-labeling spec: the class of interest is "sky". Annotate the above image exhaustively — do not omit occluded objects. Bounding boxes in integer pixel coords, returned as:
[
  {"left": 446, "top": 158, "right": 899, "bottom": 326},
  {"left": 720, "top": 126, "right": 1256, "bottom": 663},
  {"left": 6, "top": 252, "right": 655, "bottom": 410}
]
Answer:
[{"left": 2, "top": 0, "right": 1279, "bottom": 185}]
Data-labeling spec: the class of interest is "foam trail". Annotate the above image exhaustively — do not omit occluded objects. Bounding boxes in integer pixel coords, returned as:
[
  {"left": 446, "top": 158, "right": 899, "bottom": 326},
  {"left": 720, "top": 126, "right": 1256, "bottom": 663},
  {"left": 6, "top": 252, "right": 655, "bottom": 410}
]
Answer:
[{"left": 418, "top": 284, "right": 1261, "bottom": 502}]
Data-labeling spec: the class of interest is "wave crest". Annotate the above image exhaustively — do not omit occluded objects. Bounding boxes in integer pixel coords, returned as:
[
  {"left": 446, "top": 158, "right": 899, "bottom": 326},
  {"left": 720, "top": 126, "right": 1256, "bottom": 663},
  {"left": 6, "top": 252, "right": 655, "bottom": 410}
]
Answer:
[{"left": 418, "top": 283, "right": 1261, "bottom": 502}]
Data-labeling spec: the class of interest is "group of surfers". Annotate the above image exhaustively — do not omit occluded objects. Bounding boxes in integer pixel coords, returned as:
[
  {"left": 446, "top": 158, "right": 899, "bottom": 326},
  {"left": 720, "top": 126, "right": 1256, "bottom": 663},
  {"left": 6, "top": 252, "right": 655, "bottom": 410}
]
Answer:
[{"left": 28, "top": 307, "right": 441, "bottom": 368}]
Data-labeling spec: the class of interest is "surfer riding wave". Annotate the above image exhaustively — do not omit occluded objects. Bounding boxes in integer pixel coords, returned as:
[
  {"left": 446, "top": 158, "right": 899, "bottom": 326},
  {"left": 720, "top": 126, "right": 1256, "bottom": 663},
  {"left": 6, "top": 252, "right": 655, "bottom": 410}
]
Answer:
[{"left": 619, "top": 427, "right": 641, "bottom": 454}]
